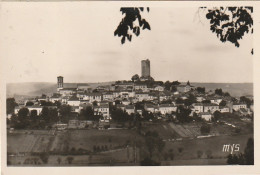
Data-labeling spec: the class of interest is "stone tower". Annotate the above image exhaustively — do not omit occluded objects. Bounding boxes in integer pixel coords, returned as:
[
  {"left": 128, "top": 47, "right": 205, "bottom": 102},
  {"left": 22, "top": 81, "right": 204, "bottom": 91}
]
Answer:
[
  {"left": 57, "top": 76, "right": 63, "bottom": 92},
  {"left": 141, "top": 59, "right": 150, "bottom": 78}
]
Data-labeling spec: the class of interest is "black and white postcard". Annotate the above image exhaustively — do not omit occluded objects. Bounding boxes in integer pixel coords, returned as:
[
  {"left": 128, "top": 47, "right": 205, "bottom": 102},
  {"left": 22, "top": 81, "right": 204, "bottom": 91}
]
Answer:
[{"left": 0, "top": 1, "right": 260, "bottom": 175}]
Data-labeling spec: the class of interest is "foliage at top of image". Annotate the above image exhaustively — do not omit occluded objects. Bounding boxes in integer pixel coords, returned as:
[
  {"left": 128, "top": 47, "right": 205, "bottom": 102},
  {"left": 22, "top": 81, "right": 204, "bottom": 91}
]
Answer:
[
  {"left": 202, "top": 7, "right": 253, "bottom": 48},
  {"left": 114, "top": 7, "right": 151, "bottom": 44}
]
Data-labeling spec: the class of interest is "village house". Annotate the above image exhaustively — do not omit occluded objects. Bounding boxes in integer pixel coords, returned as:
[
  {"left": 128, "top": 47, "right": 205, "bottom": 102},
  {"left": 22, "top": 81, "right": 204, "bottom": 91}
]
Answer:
[
  {"left": 120, "top": 92, "right": 130, "bottom": 99},
  {"left": 159, "top": 91, "right": 171, "bottom": 101},
  {"left": 122, "top": 99, "right": 131, "bottom": 105},
  {"left": 158, "top": 104, "right": 177, "bottom": 115},
  {"left": 67, "top": 96, "right": 80, "bottom": 106},
  {"left": 144, "top": 104, "right": 155, "bottom": 113},
  {"left": 61, "top": 96, "right": 70, "bottom": 104},
  {"left": 209, "top": 97, "right": 223, "bottom": 105},
  {"left": 134, "top": 83, "right": 148, "bottom": 92},
  {"left": 115, "top": 82, "right": 134, "bottom": 91},
  {"left": 55, "top": 123, "right": 68, "bottom": 130},
  {"left": 219, "top": 106, "right": 230, "bottom": 113},
  {"left": 176, "top": 82, "right": 192, "bottom": 93},
  {"left": 85, "top": 93, "right": 102, "bottom": 103},
  {"left": 117, "top": 104, "right": 126, "bottom": 111},
  {"left": 59, "top": 88, "right": 77, "bottom": 96},
  {"left": 199, "top": 112, "right": 213, "bottom": 121},
  {"left": 112, "top": 91, "right": 121, "bottom": 98},
  {"left": 102, "top": 92, "right": 114, "bottom": 101},
  {"left": 203, "top": 103, "right": 219, "bottom": 113},
  {"left": 93, "top": 104, "right": 110, "bottom": 119},
  {"left": 49, "top": 93, "right": 61, "bottom": 103},
  {"left": 135, "top": 92, "right": 149, "bottom": 101},
  {"left": 14, "top": 105, "right": 43, "bottom": 115},
  {"left": 125, "top": 105, "right": 135, "bottom": 115},
  {"left": 196, "top": 96, "right": 206, "bottom": 102},
  {"left": 250, "top": 104, "right": 254, "bottom": 112},
  {"left": 154, "top": 85, "right": 164, "bottom": 92},
  {"left": 71, "top": 106, "right": 80, "bottom": 113},
  {"left": 68, "top": 119, "right": 80, "bottom": 129},
  {"left": 232, "top": 103, "right": 247, "bottom": 111},
  {"left": 148, "top": 93, "right": 157, "bottom": 101},
  {"left": 192, "top": 103, "right": 204, "bottom": 113}
]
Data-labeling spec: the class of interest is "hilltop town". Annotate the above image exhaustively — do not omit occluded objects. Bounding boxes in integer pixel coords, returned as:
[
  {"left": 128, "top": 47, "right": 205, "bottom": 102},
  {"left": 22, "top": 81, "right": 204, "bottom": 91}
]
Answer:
[{"left": 6, "top": 59, "right": 254, "bottom": 166}]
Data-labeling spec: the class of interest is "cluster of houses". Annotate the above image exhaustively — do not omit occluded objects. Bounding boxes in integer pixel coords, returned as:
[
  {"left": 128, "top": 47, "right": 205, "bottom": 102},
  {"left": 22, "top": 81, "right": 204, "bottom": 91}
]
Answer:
[{"left": 13, "top": 76, "right": 253, "bottom": 125}]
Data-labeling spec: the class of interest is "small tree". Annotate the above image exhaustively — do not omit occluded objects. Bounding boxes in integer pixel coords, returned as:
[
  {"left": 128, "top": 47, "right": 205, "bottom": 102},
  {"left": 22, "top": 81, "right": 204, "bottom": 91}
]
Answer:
[
  {"left": 26, "top": 101, "right": 34, "bottom": 106},
  {"left": 131, "top": 74, "right": 140, "bottom": 82},
  {"left": 200, "top": 124, "right": 211, "bottom": 135},
  {"left": 197, "top": 150, "right": 203, "bottom": 158},
  {"left": 57, "top": 157, "right": 61, "bottom": 164},
  {"left": 215, "top": 88, "right": 223, "bottom": 96},
  {"left": 206, "top": 150, "right": 213, "bottom": 159},
  {"left": 67, "top": 157, "right": 74, "bottom": 164},
  {"left": 6, "top": 98, "right": 18, "bottom": 114},
  {"left": 213, "top": 111, "right": 222, "bottom": 122},
  {"left": 39, "top": 152, "right": 49, "bottom": 164}
]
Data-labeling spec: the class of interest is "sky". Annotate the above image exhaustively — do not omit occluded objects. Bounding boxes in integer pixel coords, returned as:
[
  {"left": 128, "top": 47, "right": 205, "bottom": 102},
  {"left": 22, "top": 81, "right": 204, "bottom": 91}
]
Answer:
[{"left": 0, "top": 3, "right": 253, "bottom": 83}]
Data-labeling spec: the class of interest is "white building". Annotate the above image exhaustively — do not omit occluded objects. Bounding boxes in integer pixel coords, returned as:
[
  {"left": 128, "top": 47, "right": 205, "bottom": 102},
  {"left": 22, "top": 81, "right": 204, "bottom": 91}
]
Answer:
[
  {"left": 103, "top": 92, "right": 114, "bottom": 101},
  {"left": 59, "top": 88, "right": 77, "bottom": 97},
  {"left": 49, "top": 94, "right": 61, "bottom": 103},
  {"left": 144, "top": 104, "right": 155, "bottom": 113},
  {"left": 14, "top": 106, "right": 43, "bottom": 115},
  {"left": 125, "top": 105, "right": 135, "bottom": 115},
  {"left": 199, "top": 112, "right": 213, "bottom": 121},
  {"left": 154, "top": 85, "right": 164, "bottom": 92},
  {"left": 135, "top": 92, "right": 149, "bottom": 101},
  {"left": 158, "top": 104, "right": 177, "bottom": 115},
  {"left": 67, "top": 96, "right": 81, "bottom": 106},
  {"left": 94, "top": 104, "right": 110, "bottom": 119},
  {"left": 233, "top": 103, "right": 247, "bottom": 111},
  {"left": 219, "top": 106, "right": 230, "bottom": 113},
  {"left": 84, "top": 93, "right": 102, "bottom": 103},
  {"left": 192, "top": 103, "right": 204, "bottom": 113},
  {"left": 203, "top": 103, "right": 219, "bottom": 113},
  {"left": 209, "top": 98, "right": 222, "bottom": 105}
]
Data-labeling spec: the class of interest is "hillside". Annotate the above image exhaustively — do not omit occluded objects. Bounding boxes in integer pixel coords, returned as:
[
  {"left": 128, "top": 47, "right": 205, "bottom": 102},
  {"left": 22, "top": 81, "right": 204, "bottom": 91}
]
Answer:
[
  {"left": 6, "top": 82, "right": 253, "bottom": 98},
  {"left": 6, "top": 82, "right": 115, "bottom": 98},
  {"left": 191, "top": 83, "right": 253, "bottom": 97}
]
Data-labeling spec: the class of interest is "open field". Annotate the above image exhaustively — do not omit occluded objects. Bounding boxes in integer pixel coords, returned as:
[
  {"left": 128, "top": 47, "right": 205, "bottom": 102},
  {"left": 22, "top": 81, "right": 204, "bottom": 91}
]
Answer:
[
  {"left": 162, "top": 134, "right": 253, "bottom": 161},
  {"left": 7, "top": 129, "right": 142, "bottom": 166},
  {"left": 7, "top": 124, "right": 253, "bottom": 166},
  {"left": 142, "top": 122, "right": 238, "bottom": 140},
  {"left": 8, "top": 147, "right": 139, "bottom": 166},
  {"left": 50, "top": 129, "right": 144, "bottom": 152},
  {"left": 7, "top": 130, "right": 54, "bottom": 153}
]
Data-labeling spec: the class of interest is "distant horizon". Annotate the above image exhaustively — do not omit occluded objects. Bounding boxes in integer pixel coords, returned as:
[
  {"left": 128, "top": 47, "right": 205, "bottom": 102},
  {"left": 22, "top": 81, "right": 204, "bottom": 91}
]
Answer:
[{"left": 6, "top": 81, "right": 254, "bottom": 84}]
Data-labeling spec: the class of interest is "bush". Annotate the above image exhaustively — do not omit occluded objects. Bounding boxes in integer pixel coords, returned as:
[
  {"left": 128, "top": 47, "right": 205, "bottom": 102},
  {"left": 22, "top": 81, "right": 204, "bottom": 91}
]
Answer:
[
  {"left": 39, "top": 152, "right": 49, "bottom": 164},
  {"left": 200, "top": 124, "right": 211, "bottom": 135},
  {"left": 140, "top": 157, "right": 160, "bottom": 166},
  {"left": 169, "top": 153, "right": 174, "bottom": 160},
  {"left": 163, "top": 153, "right": 169, "bottom": 160},
  {"left": 197, "top": 150, "right": 203, "bottom": 158},
  {"left": 67, "top": 156, "right": 74, "bottom": 164},
  {"left": 178, "top": 147, "right": 183, "bottom": 153},
  {"left": 235, "top": 128, "right": 241, "bottom": 134},
  {"left": 206, "top": 150, "right": 213, "bottom": 159}
]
